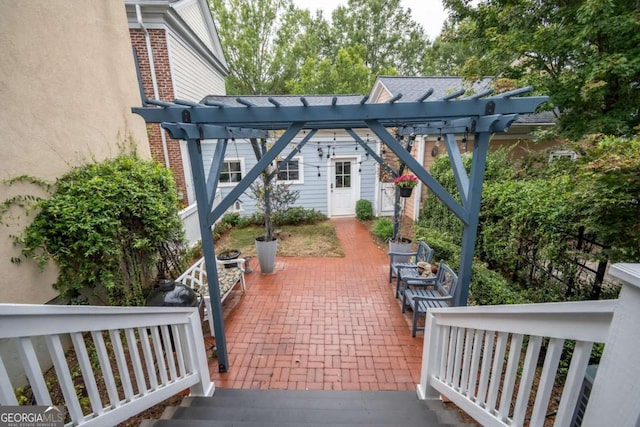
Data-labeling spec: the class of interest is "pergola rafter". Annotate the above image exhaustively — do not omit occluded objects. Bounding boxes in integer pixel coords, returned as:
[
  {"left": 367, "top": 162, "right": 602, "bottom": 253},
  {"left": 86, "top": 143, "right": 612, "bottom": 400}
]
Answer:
[{"left": 133, "top": 88, "right": 547, "bottom": 372}]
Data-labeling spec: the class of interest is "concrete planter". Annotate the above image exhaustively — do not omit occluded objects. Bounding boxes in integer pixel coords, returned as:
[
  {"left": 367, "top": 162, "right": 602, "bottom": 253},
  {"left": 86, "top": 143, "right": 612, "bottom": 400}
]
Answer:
[
  {"left": 255, "top": 237, "right": 278, "bottom": 274},
  {"left": 389, "top": 238, "right": 413, "bottom": 264}
]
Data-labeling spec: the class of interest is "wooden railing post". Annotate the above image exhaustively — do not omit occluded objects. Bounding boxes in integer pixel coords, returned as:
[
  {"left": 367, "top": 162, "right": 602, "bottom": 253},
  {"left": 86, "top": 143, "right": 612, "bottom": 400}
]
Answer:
[
  {"left": 417, "top": 311, "right": 441, "bottom": 400},
  {"left": 583, "top": 263, "right": 640, "bottom": 427},
  {"left": 185, "top": 310, "right": 215, "bottom": 397}
]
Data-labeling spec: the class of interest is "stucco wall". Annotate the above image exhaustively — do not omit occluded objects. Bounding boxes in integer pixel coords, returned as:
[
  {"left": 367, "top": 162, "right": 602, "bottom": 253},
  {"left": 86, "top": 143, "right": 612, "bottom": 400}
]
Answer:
[{"left": 0, "top": 1, "right": 149, "bottom": 303}]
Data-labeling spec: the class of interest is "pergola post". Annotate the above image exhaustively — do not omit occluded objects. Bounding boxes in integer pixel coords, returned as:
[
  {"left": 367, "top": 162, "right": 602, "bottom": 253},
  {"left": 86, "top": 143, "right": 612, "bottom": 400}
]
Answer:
[
  {"left": 185, "top": 137, "right": 229, "bottom": 372},
  {"left": 455, "top": 132, "right": 491, "bottom": 306}
]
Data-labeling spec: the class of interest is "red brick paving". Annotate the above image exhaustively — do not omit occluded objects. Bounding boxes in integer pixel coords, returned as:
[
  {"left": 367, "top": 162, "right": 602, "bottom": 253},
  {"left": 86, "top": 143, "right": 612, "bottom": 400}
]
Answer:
[{"left": 206, "top": 217, "right": 423, "bottom": 391}]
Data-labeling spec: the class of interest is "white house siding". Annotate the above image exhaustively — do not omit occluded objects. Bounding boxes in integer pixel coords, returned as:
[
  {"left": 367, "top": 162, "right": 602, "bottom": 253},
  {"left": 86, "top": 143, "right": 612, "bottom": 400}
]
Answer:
[
  {"left": 168, "top": 32, "right": 225, "bottom": 102},
  {"left": 199, "top": 130, "right": 378, "bottom": 218},
  {"left": 174, "top": 0, "right": 215, "bottom": 53}
]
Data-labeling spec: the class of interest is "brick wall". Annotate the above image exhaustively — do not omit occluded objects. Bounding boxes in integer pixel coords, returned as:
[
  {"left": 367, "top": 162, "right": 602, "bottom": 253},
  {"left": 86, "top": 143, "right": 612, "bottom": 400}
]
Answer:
[{"left": 130, "top": 28, "right": 189, "bottom": 205}]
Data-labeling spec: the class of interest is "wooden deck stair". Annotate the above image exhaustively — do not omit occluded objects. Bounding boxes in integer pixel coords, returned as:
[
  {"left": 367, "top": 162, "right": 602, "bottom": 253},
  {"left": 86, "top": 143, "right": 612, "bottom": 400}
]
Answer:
[{"left": 140, "top": 389, "right": 475, "bottom": 427}]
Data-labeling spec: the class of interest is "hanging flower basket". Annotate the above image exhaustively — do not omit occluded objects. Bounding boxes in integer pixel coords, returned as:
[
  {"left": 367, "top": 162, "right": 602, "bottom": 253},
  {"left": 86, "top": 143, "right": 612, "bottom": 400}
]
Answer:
[
  {"left": 399, "top": 186, "right": 413, "bottom": 197},
  {"left": 394, "top": 174, "right": 418, "bottom": 197}
]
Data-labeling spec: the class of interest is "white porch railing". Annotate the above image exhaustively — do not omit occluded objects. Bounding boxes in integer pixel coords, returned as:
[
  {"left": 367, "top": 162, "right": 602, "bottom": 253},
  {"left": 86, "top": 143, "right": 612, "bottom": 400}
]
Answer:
[
  {"left": 0, "top": 304, "right": 214, "bottom": 426},
  {"left": 417, "top": 262, "right": 640, "bottom": 427}
]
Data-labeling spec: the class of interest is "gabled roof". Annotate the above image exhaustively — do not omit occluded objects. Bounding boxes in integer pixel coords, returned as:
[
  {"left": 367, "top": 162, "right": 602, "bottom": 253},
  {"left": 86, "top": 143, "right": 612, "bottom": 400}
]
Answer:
[
  {"left": 371, "top": 76, "right": 555, "bottom": 125},
  {"left": 372, "top": 76, "right": 492, "bottom": 102}
]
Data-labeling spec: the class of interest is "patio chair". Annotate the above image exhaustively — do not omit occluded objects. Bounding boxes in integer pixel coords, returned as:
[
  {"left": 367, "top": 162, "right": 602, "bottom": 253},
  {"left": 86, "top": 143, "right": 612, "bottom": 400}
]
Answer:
[
  {"left": 401, "top": 260, "right": 458, "bottom": 337},
  {"left": 389, "top": 239, "right": 435, "bottom": 284}
]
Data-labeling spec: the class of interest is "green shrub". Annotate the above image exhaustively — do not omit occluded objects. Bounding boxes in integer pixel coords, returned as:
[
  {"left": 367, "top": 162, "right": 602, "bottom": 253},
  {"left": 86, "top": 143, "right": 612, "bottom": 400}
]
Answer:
[
  {"left": 276, "top": 207, "right": 327, "bottom": 225},
  {"left": 221, "top": 212, "right": 240, "bottom": 226},
  {"left": 469, "top": 262, "right": 527, "bottom": 306},
  {"left": 235, "top": 215, "right": 252, "bottom": 228},
  {"left": 248, "top": 212, "right": 265, "bottom": 226},
  {"left": 372, "top": 217, "right": 393, "bottom": 242},
  {"left": 355, "top": 199, "right": 373, "bottom": 221},
  {"left": 11, "top": 154, "right": 185, "bottom": 306},
  {"left": 414, "top": 226, "right": 460, "bottom": 266},
  {"left": 213, "top": 220, "right": 232, "bottom": 239}
]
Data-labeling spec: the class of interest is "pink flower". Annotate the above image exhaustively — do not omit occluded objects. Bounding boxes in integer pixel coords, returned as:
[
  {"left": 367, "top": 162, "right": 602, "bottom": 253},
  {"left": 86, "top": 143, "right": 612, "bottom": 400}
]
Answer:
[{"left": 393, "top": 174, "right": 418, "bottom": 188}]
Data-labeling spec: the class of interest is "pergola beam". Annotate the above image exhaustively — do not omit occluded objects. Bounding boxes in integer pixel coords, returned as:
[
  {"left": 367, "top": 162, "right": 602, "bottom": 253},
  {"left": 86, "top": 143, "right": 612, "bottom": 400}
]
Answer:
[
  {"left": 366, "top": 119, "right": 469, "bottom": 224},
  {"left": 345, "top": 129, "right": 396, "bottom": 178},
  {"left": 445, "top": 133, "right": 469, "bottom": 206},
  {"left": 207, "top": 122, "right": 305, "bottom": 226},
  {"left": 132, "top": 89, "right": 548, "bottom": 370},
  {"left": 133, "top": 97, "right": 547, "bottom": 130}
]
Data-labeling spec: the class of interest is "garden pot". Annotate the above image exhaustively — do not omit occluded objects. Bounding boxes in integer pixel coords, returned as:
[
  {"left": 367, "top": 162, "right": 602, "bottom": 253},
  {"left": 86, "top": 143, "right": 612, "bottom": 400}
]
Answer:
[
  {"left": 218, "top": 249, "right": 241, "bottom": 269},
  {"left": 389, "top": 238, "right": 413, "bottom": 264},
  {"left": 255, "top": 236, "right": 278, "bottom": 274},
  {"left": 399, "top": 186, "right": 414, "bottom": 197}
]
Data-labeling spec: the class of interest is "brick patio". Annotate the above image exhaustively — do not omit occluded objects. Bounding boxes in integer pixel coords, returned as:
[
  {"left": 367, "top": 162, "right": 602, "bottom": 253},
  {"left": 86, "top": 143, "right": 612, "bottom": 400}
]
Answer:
[{"left": 205, "top": 217, "right": 423, "bottom": 391}]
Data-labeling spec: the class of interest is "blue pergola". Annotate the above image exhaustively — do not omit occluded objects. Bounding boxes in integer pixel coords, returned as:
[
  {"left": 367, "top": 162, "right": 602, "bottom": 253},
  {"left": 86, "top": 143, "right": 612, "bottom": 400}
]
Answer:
[{"left": 133, "top": 88, "right": 547, "bottom": 372}]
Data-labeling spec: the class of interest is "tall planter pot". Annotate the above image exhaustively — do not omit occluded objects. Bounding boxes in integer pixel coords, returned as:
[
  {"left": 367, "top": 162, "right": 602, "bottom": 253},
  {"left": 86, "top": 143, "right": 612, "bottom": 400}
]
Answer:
[
  {"left": 255, "top": 237, "right": 278, "bottom": 274},
  {"left": 389, "top": 238, "right": 413, "bottom": 264}
]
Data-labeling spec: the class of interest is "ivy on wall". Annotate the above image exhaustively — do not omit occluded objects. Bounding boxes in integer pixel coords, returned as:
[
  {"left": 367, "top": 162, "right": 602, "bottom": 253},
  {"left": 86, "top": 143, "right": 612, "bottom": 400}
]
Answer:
[{"left": 5, "top": 154, "right": 186, "bottom": 306}]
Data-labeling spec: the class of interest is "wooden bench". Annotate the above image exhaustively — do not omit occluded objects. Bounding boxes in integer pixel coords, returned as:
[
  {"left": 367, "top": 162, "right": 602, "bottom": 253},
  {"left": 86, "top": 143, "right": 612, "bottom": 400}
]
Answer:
[
  {"left": 389, "top": 239, "right": 435, "bottom": 284},
  {"left": 176, "top": 256, "right": 246, "bottom": 337},
  {"left": 401, "top": 260, "right": 458, "bottom": 337}
]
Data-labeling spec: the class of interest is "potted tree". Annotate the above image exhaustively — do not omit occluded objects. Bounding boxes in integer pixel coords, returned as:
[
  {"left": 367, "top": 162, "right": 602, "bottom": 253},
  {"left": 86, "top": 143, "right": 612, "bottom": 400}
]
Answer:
[
  {"left": 252, "top": 171, "right": 278, "bottom": 274},
  {"left": 248, "top": 138, "right": 299, "bottom": 274}
]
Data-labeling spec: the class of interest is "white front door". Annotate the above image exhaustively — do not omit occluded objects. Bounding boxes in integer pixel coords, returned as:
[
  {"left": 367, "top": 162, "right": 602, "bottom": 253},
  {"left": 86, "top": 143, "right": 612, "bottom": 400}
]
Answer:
[{"left": 330, "top": 158, "right": 357, "bottom": 216}]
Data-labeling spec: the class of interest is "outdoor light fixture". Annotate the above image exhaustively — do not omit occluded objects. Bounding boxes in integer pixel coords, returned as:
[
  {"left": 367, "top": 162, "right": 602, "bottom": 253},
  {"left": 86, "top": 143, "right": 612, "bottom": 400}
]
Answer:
[
  {"left": 432, "top": 129, "right": 443, "bottom": 157},
  {"left": 318, "top": 147, "right": 324, "bottom": 158},
  {"left": 462, "top": 128, "right": 469, "bottom": 152}
]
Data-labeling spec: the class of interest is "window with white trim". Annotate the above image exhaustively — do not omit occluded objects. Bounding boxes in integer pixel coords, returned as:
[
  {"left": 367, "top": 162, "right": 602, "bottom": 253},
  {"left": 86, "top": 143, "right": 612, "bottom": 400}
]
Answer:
[
  {"left": 219, "top": 159, "right": 244, "bottom": 185},
  {"left": 277, "top": 157, "right": 303, "bottom": 184}
]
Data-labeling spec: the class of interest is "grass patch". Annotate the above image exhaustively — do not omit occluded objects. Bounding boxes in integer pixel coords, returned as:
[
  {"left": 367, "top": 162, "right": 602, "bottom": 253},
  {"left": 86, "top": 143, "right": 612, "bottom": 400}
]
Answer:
[{"left": 216, "top": 220, "right": 344, "bottom": 257}]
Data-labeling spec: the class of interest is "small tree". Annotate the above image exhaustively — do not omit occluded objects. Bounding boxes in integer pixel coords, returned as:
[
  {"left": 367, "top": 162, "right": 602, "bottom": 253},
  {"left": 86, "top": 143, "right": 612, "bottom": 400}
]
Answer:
[{"left": 249, "top": 177, "right": 300, "bottom": 235}]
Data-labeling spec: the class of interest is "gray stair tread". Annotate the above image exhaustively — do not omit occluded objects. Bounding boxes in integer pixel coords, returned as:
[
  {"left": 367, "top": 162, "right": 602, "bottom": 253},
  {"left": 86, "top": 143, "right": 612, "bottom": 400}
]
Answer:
[
  {"left": 166, "top": 405, "right": 440, "bottom": 424},
  {"left": 142, "top": 421, "right": 436, "bottom": 427},
  {"left": 141, "top": 389, "right": 474, "bottom": 427},
  {"left": 183, "top": 391, "right": 425, "bottom": 411},
  {"left": 212, "top": 388, "right": 419, "bottom": 400}
]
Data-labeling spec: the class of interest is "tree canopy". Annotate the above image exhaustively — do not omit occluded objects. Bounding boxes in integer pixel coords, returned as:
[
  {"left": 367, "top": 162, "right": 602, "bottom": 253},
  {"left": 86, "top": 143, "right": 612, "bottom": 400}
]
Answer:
[
  {"left": 209, "top": 0, "right": 428, "bottom": 95},
  {"left": 441, "top": 0, "right": 640, "bottom": 138},
  {"left": 329, "top": 0, "right": 429, "bottom": 76},
  {"left": 209, "top": 0, "right": 310, "bottom": 94}
]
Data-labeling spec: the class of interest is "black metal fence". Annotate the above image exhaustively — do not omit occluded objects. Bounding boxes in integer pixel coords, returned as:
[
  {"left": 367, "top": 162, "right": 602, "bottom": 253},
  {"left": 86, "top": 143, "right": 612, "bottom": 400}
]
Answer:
[{"left": 513, "top": 227, "right": 613, "bottom": 300}]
